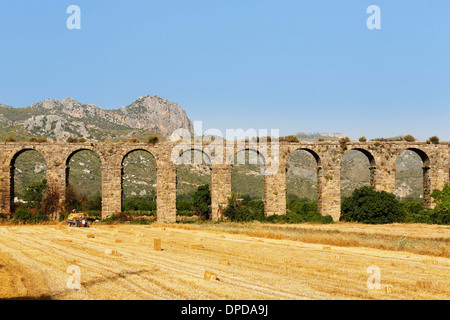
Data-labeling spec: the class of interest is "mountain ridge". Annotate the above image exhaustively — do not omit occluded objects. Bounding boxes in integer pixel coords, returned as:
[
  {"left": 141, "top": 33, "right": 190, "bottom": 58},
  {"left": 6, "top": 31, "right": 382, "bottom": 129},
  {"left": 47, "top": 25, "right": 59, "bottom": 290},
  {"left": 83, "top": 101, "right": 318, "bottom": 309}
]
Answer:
[{"left": 0, "top": 95, "right": 194, "bottom": 142}]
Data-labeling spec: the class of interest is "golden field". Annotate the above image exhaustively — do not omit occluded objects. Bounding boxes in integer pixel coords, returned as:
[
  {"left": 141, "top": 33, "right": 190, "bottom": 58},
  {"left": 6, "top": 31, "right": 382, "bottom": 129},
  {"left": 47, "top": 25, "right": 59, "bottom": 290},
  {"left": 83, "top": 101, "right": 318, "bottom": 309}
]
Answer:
[{"left": 0, "top": 222, "right": 448, "bottom": 300}]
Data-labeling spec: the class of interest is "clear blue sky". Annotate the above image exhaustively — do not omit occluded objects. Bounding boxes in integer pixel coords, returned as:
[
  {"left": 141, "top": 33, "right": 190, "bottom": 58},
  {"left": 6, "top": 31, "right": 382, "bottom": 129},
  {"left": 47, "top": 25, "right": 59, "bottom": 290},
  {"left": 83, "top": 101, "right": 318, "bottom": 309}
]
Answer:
[{"left": 0, "top": 1, "right": 449, "bottom": 140}]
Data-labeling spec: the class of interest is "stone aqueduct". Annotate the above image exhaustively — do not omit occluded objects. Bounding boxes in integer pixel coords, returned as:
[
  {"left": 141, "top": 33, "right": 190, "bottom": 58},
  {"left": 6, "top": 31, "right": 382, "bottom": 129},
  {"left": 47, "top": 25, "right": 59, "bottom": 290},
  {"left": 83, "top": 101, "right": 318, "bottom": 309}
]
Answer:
[{"left": 0, "top": 140, "right": 449, "bottom": 222}]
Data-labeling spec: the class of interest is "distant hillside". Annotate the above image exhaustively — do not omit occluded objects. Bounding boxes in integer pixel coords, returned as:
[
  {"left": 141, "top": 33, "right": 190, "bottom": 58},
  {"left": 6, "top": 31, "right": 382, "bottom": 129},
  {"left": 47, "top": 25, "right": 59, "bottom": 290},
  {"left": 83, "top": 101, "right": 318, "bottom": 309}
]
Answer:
[
  {"left": 0, "top": 95, "right": 194, "bottom": 141},
  {"left": 294, "top": 132, "right": 348, "bottom": 141}
]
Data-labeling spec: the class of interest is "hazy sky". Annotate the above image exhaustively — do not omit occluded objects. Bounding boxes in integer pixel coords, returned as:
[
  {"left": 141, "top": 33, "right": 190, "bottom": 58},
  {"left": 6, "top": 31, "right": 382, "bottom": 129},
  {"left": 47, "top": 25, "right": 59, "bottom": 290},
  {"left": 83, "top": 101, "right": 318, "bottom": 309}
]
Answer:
[{"left": 0, "top": 1, "right": 449, "bottom": 140}]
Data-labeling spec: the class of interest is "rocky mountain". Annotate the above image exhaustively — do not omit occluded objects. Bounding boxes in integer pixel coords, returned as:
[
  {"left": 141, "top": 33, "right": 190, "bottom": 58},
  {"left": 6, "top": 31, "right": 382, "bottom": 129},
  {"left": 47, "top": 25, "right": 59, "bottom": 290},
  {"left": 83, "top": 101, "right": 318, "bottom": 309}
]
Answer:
[{"left": 0, "top": 95, "right": 194, "bottom": 141}]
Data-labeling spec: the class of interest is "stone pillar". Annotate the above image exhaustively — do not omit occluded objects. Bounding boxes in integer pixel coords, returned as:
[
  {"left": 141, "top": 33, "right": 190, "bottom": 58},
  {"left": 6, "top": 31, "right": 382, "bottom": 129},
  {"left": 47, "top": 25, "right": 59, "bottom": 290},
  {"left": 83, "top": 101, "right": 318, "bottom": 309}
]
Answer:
[
  {"left": 0, "top": 164, "right": 12, "bottom": 216},
  {"left": 156, "top": 162, "right": 177, "bottom": 223},
  {"left": 210, "top": 164, "right": 232, "bottom": 221},
  {"left": 101, "top": 165, "right": 122, "bottom": 218},
  {"left": 264, "top": 166, "right": 286, "bottom": 216},
  {"left": 46, "top": 164, "right": 68, "bottom": 219},
  {"left": 318, "top": 165, "right": 341, "bottom": 222},
  {"left": 423, "top": 165, "right": 433, "bottom": 209},
  {"left": 374, "top": 165, "right": 396, "bottom": 194}
]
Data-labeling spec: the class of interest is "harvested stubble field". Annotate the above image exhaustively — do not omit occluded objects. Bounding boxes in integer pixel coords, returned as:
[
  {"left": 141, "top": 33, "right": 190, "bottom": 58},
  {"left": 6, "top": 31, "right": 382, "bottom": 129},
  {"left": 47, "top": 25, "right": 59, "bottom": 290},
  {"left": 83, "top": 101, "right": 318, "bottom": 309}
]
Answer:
[{"left": 0, "top": 222, "right": 448, "bottom": 300}]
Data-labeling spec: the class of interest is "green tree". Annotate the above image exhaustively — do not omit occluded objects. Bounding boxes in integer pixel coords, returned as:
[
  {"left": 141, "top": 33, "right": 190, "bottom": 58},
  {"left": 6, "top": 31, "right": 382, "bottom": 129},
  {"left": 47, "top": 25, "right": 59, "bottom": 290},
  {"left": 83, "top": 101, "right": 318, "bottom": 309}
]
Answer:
[
  {"left": 341, "top": 186, "right": 406, "bottom": 224},
  {"left": 192, "top": 184, "right": 211, "bottom": 220},
  {"left": 23, "top": 179, "right": 48, "bottom": 209}
]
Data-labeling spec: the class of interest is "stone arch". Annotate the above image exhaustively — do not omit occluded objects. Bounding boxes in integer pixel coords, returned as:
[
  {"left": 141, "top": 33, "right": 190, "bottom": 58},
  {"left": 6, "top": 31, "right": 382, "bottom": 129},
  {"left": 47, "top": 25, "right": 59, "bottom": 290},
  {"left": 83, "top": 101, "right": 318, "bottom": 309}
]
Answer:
[
  {"left": 175, "top": 149, "right": 212, "bottom": 218},
  {"left": 65, "top": 149, "right": 103, "bottom": 212},
  {"left": 231, "top": 149, "right": 266, "bottom": 202},
  {"left": 285, "top": 148, "right": 322, "bottom": 203},
  {"left": 177, "top": 148, "right": 212, "bottom": 166},
  {"left": 232, "top": 147, "right": 266, "bottom": 166},
  {"left": 394, "top": 147, "right": 431, "bottom": 206},
  {"left": 347, "top": 147, "right": 376, "bottom": 167},
  {"left": 121, "top": 149, "right": 157, "bottom": 214},
  {"left": 120, "top": 148, "right": 157, "bottom": 167},
  {"left": 340, "top": 148, "right": 376, "bottom": 198},
  {"left": 9, "top": 148, "right": 48, "bottom": 212},
  {"left": 65, "top": 148, "right": 104, "bottom": 167}
]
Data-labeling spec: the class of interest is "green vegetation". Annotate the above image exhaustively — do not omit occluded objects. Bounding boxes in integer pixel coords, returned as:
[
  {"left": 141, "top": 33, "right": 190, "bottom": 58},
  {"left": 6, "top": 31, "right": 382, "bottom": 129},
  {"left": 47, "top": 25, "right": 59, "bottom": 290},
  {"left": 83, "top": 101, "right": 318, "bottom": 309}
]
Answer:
[
  {"left": 403, "top": 134, "right": 416, "bottom": 142},
  {"left": 29, "top": 137, "right": 47, "bottom": 143},
  {"left": 341, "top": 185, "right": 450, "bottom": 225},
  {"left": 341, "top": 186, "right": 406, "bottom": 224},
  {"left": 66, "top": 136, "right": 86, "bottom": 143},
  {"left": 4, "top": 136, "right": 16, "bottom": 142},
  {"left": 279, "top": 135, "right": 299, "bottom": 143},
  {"left": 176, "top": 185, "right": 212, "bottom": 220},
  {"left": 267, "top": 201, "right": 333, "bottom": 224},
  {"left": 223, "top": 193, "right": 265, "bottom": 222},
  {"left": 222, "top": 193, "right": 332, "bottom": 224},
  {"left": 427, "top": 136, "right": 440, "bottom": 144},
  {"left": 146, "top": 134, "right": 159, "bottom": 145},
  {"left": 11, "top": 179, "right": 60, "bottom": 223}
]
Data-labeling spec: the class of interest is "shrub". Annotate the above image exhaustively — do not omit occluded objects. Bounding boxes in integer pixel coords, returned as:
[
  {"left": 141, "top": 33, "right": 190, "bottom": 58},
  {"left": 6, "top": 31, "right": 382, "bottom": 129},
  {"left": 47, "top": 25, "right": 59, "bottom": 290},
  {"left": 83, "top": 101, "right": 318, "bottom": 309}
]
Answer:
[
  {"left": 29, "top": 137, "right": 47, "bottom": 143},
  {"left": 11, "top": 207, "right": 47, "bottom": 224},
  {"left": 401, "top": 200, "right": 424, "bottom": 223},
  {"left": 339, "top": 137, "right": 351, "bottom": 151},
  {"left": 129, "top": 138, "right": 139, "bottom": 143},
  {"left": 403, "top": 134, "right": 415, "bottom": 142},
  {"left": 4, "top": 136, "right": 16, "bottom": 142},
  {"left": 146, "top": 135, "right": 159, "bottom": 145},
  {"left": 279, "top": 135, "right": 299, "bottom": 143},
  {"left": 341, "top": 186, "right": 406, "bottom": 224},
  {"left": 177, "top": 199, "right": 193, "bottom": 212},
  {"left": 66, "top": 137, "right": 86, "bottom": 143},
  {"left": 23, "top": 179, "right": 48, "bottom": 209},
  {"left": 267, "top": 201, "right": 333, "bottom": 224},
  {"left": 358, "top": 136, "right": 367, "bottom": 142},
  {"left": 428, "top": 136, "right": 439, "bottom": 144},
  {"left": 223, "top": 193, "right": 265, "bottom": 222}
]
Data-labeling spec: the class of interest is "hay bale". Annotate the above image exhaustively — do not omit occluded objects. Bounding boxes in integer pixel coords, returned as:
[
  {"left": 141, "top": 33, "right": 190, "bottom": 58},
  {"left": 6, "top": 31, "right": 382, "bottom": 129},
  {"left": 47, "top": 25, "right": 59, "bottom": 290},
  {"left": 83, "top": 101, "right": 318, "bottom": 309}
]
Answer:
[
  {"left": 322, "top": 245, "right": 331, "bottom": 250},
  {"left": 204, "top": 271, "right": 219, "bottom": 281},
  {"left": 115, "top": 239, "right": 122, "bottom": 243},
  {"left": 87, "top": 234, "right": 95, "bottom": 239},
  {"left": 190, "top": 244, "right": 203, "bottom": 249},
  {"left": 219, "top": 259, "right": 230, "bottom": 266},
  {"left": 154, "top": 238, "right": 162, "bottom": 251}
]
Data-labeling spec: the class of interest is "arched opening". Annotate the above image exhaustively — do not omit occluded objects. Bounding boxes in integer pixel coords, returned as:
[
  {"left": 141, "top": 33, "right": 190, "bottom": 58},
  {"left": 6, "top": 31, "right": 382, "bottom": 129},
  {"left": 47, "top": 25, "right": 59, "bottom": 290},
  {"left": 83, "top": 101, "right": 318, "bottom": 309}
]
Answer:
[
  {"left": 10, "top": 149, "right": 47, "bottom": 213},
  {"left": 121, "top": 150, "right": 157, "bottom": 220},
  {"left": 65, "top": 150, "right": 102, "bottom": 216},
  {"left": 395, "top": 148, "right": 430, "bottom": 205},
  {"left": 285, "top": 148, "right": 321, "bottom": 215},
  {"left": 176, "top": 149, "right": 211, "bottom": 220},
  {"left": 230, "top": 149, "right": 265, "bottom": 215},
  {"left": 340, "top": 148, "right": 376, "bottom": 199},
  {"left": 286, "top": 149, "right": 321, "bottom": 201}
]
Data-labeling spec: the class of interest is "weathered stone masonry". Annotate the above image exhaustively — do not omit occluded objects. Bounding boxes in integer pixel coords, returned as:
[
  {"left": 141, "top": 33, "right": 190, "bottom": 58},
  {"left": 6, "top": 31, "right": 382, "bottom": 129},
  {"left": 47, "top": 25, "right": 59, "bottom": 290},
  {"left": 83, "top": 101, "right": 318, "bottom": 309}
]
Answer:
[{"left": 0, "top": 140, "right": 448, "bottom": 222}]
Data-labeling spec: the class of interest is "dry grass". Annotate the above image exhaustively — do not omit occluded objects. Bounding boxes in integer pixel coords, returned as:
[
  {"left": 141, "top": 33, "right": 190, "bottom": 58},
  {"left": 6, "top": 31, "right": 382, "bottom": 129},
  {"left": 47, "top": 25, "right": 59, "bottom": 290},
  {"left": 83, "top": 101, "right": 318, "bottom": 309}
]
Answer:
[
  {"left": 0, "top": 223, "right": 448, "bottom": 300},
  {"left": 166, "top": 222, "right": 450, "bottom": 258}
]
